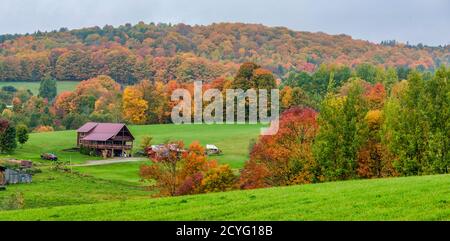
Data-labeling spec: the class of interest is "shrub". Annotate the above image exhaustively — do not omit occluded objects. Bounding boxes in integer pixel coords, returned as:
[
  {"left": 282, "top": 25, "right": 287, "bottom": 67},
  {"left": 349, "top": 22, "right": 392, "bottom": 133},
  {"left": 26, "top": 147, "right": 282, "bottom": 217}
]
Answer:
[
  {"left": 34, "top": 125, "right": 54, "bottom": 133},
  {"left": 0, "top": 192, "right": 25, "bottom": 211},
  {"left": 16, "top": 124, "right": 29, "bottom": 146},
  {"left": 140, "top": 135, "right": 153, "bottom": 151},
  {"left": 201, "top": 165, "right": 237, "bottom": 193},
  {"left": 79, "top": 145, "right": 95, "bottom": 156}
]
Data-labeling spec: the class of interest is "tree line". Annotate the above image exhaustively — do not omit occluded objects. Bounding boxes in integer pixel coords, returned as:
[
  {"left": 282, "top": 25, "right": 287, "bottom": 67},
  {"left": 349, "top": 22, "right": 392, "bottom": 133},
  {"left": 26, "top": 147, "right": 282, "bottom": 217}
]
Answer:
[
  {"left": 138, "top": 64, "right": 449, "bottom": 197},
  {"left": 241, "top": 66, "right": 449, "bottom": 190},
  {"left": 0, "top": 62, "right": 442, "bottom": 134},
  {"left": 1, "top": 22, "right": 448, "bottom": 84},
  {"left": 0, "top": 61, "right": 448, "bottom": 196}
]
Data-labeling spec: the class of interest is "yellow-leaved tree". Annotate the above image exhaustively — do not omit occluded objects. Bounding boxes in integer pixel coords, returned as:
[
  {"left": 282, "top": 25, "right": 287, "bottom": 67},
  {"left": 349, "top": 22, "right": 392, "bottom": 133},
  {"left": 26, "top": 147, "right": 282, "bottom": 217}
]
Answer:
[{"left": 122, "top": 86, "right": 148, "bottom": 124}]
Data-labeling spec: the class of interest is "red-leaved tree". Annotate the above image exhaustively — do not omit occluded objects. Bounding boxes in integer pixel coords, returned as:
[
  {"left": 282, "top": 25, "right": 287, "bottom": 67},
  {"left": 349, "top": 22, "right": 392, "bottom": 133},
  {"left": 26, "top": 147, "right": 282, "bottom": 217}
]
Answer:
[
  {"left": 140, "top": 141, "right": 237, "bottom": 196},
  {"left": 240, "top": 107, "right": 320, "bottom": 189}
]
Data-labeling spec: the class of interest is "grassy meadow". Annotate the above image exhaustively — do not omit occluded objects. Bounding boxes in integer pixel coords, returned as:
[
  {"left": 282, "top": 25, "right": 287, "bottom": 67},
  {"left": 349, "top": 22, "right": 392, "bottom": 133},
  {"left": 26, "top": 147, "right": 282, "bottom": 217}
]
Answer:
[
  {"left": 0, "top": 124, "right": 262, "bottom": 218},
  {"left": 1, "top": 123, "right": 449, "bottom": 221},
  {"left": 0, "top": 170, "right": 149, "bottom": 210},
  {"left": 72, "top": 161, "right": 149, "bottom": 185},
  {"left": 0, "top": 124, "right": 263, "bottom": 167},
  {"left": 0, "top": 81, "right": 79, "bottom": 95},
  {"left": 0, "top": 174, "right": 448, "bottom": 220}
]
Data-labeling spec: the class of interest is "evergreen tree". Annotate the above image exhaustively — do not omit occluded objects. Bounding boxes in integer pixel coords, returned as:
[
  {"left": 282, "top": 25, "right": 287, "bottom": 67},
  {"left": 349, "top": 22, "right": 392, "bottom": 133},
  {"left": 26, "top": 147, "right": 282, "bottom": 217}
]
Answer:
[
  {"left": 0, "top": 123, "right": 17, "bottom": 153},
  {"left": 384, "top": 67, "right": 399, "bottom": 91},
  {"left": 38, "top": 73, "right": 57, "bottom": 101},
  {"left": 16, "top": 124, "right": 29, "bottom": 147}
]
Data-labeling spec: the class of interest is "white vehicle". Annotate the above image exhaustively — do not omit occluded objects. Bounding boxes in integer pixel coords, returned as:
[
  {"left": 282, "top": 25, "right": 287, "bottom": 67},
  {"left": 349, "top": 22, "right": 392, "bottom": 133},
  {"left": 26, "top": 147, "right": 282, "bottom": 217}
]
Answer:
[{"left": 206, "top": 144, "right": 222, "bottom": 155}]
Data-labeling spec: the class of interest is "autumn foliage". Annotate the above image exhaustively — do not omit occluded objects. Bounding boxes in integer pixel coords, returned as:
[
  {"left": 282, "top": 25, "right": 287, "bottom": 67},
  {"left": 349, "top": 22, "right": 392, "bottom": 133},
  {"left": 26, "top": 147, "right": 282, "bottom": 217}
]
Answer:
[
  {"left": 122, "top": 86, "right": 148, "bottom": 124},
  {"left": 1, "top": 22, "right": 447, "bottom": 85},
  {"left": 240, "top": 107, "right": 319, "bottom": 189},
  {"left": 33, "top": 125, "right": 54, "bottom": 133},
  {"left": 0, "top": 54, "right": 448, "bottom": 196},
  {"left": 356, "top": 84, "right": 397, "bottom": 178},
  {"left": 140, "top": 141, "right": 237, "bottom": 197}
]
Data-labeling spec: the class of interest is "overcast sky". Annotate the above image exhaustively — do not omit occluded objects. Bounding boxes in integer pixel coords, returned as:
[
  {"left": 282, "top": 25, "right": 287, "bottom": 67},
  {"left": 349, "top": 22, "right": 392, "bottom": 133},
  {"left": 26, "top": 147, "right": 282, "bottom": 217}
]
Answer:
[{"left": 0, "top": 0, "right": 449, "bottom": 46}]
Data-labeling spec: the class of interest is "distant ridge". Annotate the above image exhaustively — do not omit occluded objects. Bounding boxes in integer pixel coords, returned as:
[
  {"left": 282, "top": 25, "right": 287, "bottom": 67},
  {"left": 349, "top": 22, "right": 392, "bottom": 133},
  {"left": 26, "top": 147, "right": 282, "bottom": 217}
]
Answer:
[{"left": 0, "top": 22, "right": 448, "bottom": 83}]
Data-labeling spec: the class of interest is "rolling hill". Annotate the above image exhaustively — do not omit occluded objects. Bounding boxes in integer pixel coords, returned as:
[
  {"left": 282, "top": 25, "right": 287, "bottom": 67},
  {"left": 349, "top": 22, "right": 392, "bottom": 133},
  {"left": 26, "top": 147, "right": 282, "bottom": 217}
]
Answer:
[
  {"left": 1, "top": 23, "right": 448, "bottom": 84},
  {"left": 0, "top": 174, "right": 448, "bottom": 221},
  {"left": 1, "top": 123, "right": 449, "bottom": 221}
]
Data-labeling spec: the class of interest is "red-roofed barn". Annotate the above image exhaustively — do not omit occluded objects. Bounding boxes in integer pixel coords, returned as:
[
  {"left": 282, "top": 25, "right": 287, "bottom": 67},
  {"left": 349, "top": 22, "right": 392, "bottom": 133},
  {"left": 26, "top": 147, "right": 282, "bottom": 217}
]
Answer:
[{"left": 76, "top": 122, "right": 135, "bottom": 158}]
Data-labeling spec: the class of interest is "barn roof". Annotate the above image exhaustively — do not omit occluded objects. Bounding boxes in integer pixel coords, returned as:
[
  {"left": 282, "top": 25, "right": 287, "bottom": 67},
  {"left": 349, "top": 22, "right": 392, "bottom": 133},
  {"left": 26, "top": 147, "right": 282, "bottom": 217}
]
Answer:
[
  {"left": 78, "top": 123, "right": 134, "bottom": 141},
  {"left": 77, "top": 122, "right": 98, "bottom": 133}
]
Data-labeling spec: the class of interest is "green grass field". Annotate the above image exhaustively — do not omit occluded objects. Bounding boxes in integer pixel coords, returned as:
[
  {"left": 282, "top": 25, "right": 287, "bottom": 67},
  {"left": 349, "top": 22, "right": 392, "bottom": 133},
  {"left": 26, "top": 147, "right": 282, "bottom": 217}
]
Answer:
[
  {"left": 0, "top": 174, "right": 448, "bottom": 221},
  {"left": 0, "top": 81, "right": 79, "bottom": 95},
  {"left": 0, "top": 169, "right": 149, "bottom": 210},
  {"left": 130, "top": 124, "right": 263, "bottom": 168},
  {"left": 1, "top": 124, "right": 448, "bottom": 221},
  {"left": 0, "top": 124, "right": 263, "bottom": 167},
  {"left": 73, "top": 161, "right": 149, "bottom": 185},
  {"left": 0, "top": 124, "right": 262, "bottom": 216},
  {"left": 0, "top": 129, "right": 101, "bottom": 164}
]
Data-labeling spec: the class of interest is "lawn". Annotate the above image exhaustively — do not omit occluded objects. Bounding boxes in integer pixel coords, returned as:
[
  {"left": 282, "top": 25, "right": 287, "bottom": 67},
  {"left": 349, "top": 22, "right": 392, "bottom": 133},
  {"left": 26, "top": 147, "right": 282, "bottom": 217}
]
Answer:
[
  {"left": 0, "top": 174, "right": 448, "bottom": 221},
  {"left": 73, "top": 161, "right": 149, "bottom": 185},
  {"left": 4, "top": 123, "right": 445, "bottom": 221},
  {"left": 130, "top": 124, "right": 263, "bottom": 168},
  {"left": 0, "top": 130, "right": 101, "bottom": 164},
  {"left": 0, "top": 81, "right": 79, "bottom": 95},
  {"left": 0, "top": 124, "right": 263, "bottom": 167},
  {"left": 0, "top": 169, "right": 149, "bottom": 210}
]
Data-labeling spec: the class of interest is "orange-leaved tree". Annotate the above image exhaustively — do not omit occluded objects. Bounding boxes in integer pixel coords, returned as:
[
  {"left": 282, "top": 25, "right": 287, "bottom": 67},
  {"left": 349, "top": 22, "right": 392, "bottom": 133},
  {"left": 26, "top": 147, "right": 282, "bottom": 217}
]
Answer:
[
  {"left": 140, "top": 141, "right": 237, "bottom": 196},
  {"left": 356, "top": 83, "right": 397, "bottom": 178},
  {"left": 240, "top": 107, "right": 320, "bottom": 189}
]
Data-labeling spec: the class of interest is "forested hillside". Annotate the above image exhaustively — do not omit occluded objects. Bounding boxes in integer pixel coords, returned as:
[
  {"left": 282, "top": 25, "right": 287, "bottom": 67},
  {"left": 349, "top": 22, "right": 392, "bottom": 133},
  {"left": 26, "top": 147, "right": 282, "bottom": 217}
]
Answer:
[{"left": 1, "top": 22, "right": 449, "bottom": 84}]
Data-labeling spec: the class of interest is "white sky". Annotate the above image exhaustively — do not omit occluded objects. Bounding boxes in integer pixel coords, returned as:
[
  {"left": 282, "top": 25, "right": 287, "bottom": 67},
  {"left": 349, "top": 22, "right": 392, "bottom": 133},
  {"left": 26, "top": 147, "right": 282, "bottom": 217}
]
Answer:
[{"left": 0, "top": 0, "right": 449, "bottom": 46}]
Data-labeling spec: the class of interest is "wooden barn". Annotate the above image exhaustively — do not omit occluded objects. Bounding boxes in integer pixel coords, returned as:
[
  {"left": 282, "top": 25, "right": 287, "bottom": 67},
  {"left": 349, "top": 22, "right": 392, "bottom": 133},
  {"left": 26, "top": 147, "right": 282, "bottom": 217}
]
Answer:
[{"left": 76, "top": 122, "right": 135, "bottom": 158}]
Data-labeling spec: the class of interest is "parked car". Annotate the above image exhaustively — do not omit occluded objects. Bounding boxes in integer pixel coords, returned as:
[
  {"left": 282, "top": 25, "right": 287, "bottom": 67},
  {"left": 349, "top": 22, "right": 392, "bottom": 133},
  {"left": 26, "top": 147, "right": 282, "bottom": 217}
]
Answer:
[
  {"left": 40, "top": 153, "right": 58, "bottom": 161},
  {"left": 206, "top": 144, "right": 222, "bottom": 155}
]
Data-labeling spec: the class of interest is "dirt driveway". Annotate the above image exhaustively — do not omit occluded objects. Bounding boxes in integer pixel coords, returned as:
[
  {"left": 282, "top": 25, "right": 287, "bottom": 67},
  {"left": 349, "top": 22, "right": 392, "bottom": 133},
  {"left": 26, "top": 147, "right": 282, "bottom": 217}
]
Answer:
[{"left": 71, "top": 157, "right": 148, "bottom": 167}]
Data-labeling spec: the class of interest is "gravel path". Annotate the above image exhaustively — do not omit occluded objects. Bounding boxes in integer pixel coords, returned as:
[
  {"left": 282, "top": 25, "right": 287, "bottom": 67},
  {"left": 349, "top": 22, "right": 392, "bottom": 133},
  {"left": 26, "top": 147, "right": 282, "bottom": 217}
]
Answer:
[{"left": 71, "top": 157, "right": 148, "bottom": 167}]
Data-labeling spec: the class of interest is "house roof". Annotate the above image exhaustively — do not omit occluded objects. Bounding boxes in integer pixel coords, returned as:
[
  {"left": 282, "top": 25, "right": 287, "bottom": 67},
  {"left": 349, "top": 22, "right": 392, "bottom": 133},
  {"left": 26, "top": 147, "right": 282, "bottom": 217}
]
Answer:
[
  {"left": 77, "top": 122, "right": 98, "bottom": 133},
  {"left": 78, "top": 123, "right": 134, "bottom": 141}
]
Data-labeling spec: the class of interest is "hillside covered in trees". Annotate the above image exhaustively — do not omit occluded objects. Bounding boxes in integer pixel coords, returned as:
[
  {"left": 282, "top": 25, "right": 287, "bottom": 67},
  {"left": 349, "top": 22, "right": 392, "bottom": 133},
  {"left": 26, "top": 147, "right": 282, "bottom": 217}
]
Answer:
[{"left": 1, "top": 22, "right": 449, "bottom": 84}]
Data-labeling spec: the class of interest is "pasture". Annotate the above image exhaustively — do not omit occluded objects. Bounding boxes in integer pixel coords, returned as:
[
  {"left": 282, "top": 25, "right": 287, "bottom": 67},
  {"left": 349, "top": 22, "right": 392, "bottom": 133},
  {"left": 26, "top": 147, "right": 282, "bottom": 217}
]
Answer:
[
  {"left": 1, "top": 174, "right": 448, "bottom": 220},
  {"left": 0, "top": 123, "right": 262, "bottom": 216},
  {"left": 0, "top": 124, "right": 263, "bottom": 167},
  {"left": 1, "top": 123, "right": 448, "bottom": 221},
  {"left": 0, "top": 81, "right": 79, "bottom": 94},
  {"left": 72, "top": 161, "right": 148, "bottom": 185},
  {"left": 0, "top": 170, "right": 149, "bottom": 210}
]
